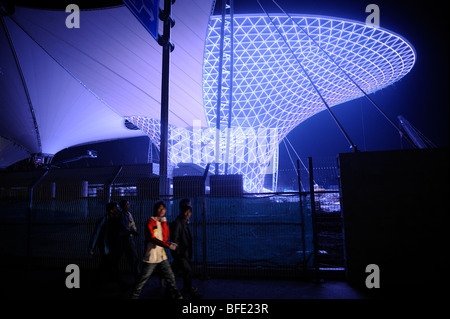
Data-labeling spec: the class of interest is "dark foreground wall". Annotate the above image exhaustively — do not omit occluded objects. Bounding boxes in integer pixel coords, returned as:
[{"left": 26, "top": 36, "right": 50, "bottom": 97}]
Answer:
[{"left": 339, "top": 148, "right": 449, "bottom": 297}]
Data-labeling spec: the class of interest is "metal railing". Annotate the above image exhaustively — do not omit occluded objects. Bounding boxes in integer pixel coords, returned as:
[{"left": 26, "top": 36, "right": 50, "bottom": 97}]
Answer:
[{"left": 0, "top": 158, "right": 344, "bottom": 280}]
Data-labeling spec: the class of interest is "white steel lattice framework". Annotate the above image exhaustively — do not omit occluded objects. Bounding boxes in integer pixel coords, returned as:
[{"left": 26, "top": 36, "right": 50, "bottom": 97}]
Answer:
[{"left": 128, "top": 14, "right": 416, "bottom": 193}]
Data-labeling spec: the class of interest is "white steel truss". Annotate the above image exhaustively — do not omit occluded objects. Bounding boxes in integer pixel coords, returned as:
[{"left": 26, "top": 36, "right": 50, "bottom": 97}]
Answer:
[{"left": 129, "top": 14, "right": 415, "bottom": 192}]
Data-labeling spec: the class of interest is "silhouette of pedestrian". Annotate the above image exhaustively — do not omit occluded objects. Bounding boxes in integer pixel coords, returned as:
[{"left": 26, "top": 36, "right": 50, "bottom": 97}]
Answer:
[
  {"left": 89, "top": 202, "right": 127, "bottom": 290},
  {"left": 130, "top": 201, "right": 182, "bottom": 299},
  {"left": 170, "top": 201, "right": 202, "bottom": 299},
  {"left": 119, "top": 199, "right": 141, "bottom": 282}
]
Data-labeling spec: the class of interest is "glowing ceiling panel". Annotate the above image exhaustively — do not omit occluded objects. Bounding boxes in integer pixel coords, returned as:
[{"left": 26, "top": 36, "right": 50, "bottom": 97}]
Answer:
[
  {"left": 130, "top": 14, "right": 416, "bottom": 192},
  {"left": 204, "top": 14, "right": 415, "bottom": 136}
]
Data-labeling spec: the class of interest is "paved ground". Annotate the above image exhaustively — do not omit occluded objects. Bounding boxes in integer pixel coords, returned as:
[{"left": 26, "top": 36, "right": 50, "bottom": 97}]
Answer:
[
  {"left": 1, "top": 265, "right": 368, "bottom": 300},
  {"left": 3, "top": 265, "right": 443, "bottom": 317}
]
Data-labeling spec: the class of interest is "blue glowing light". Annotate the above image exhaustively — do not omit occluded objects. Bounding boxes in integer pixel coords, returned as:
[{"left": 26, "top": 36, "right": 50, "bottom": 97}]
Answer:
[{"left": 129, "top": 14, "right": 415, "bottom": 192}]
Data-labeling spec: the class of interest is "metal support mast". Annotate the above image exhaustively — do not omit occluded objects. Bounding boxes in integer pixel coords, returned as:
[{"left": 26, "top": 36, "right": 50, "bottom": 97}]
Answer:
[
  {"left": 158, "top": 0, "right": 176, "bottom": 196},
  {"left": 215, "top": 0, "right": 227, "bottom": 175}
]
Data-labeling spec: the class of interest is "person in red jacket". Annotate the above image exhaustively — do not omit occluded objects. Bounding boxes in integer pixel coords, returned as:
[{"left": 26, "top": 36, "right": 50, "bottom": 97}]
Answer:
[{"left": 130, "top": 200, "right": 182, "bottom": 299}]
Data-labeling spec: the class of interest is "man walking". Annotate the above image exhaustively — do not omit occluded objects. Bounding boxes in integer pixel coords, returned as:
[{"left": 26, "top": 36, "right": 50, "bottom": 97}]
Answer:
[
  {"left": 89, "top": 202, "right": 126, "bottom": 290},
  {"left": 170, "top": 202, "right": 201, "bottom": 299},
  {"left": 130, "top": 201, "right": 182, "bottom": 299}
]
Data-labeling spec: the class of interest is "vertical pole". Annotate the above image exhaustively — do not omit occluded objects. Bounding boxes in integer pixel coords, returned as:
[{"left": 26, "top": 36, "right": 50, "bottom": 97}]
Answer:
[
  {"left": 148, "top": 138, "right": 153, "bottom": 164},
  {"left": 215, "top": 0, "right": 227, "bottom": 175},
  {"left": 297, "top": 159, "right": 306, "bottom": 271},
  {"left": 308, "top": 157, "right": 320, "bottom": 282},
  {"left": 107, "top": 165, "right": 123, "bottom": 203},
  {"left": 27, "top": 188, "right": 34, "bottom": 269},
  {"left": 159, "top": 0, "right": 173, "bottom": 197},
  {"left": 297, "top": 159, "right": 306, "bottom": 270},
  {"left": 27, "top": 170, "right": 48, "bottom": 269},
  {"left": 201, "top": 195, "right": 208, "bottom": 279},
  {"left": 225, "top": 0, "right": 234, "bottom": 174}
]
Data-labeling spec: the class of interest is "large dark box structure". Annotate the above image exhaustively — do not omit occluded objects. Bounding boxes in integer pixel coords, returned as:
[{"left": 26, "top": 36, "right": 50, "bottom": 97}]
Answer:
[
  {"left": 137, "top": 177, "right": 160, "bottom": 200},
  {"left": 173, "top": 176, "right": 205, "bottom": 197},
  {"left": 209, "top": 174, "right": 243, "bottom": 197},
  {"left": 339, "top": 148, "right": 448, "bottom": 296}
]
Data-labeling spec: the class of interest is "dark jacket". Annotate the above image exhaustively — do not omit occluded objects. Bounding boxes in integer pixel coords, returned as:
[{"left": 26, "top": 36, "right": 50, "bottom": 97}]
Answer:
[
  {"left": 89, "top": 213, "right": 126, "bottom": 255},
  {"left": 170, "top": 215, "right": 192, "bottom": 260}
]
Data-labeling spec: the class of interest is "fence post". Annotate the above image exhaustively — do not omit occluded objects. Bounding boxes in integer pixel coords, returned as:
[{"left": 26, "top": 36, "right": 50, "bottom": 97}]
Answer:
[
  {"left": 201, "top": 195, "right": 208, "bottom": 279},
  {"left": 106, "top": 165, "right": 122, "bottom": 202},
  {"left": 27, "top": 170, "right": 49, "bottom": 269},
  {"left": 308, "top": 157, "right": 320, "bottom": 282},
  {"left": 296, "top": 160, "right": 306, "bottom": 271}
]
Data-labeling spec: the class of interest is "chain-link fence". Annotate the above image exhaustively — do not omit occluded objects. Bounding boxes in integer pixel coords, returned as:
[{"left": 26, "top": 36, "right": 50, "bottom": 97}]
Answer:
[{"left": 0, "top": 158, "right": 343, "bottom": 279}]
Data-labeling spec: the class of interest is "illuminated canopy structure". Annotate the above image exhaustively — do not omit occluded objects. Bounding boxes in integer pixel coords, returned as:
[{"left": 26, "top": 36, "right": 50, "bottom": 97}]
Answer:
[
  {"left": 0, "top": 0, "right": 212, "bottom": 167},
  {"left": 128, "top": 13, "right": 416, "bottom": 192},
  {"left": 0, "top": 2, "right": 415, "bottom": 193}
]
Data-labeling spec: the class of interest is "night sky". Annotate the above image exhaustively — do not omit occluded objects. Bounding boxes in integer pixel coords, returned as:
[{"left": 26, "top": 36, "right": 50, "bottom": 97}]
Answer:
[
  {"left": 54, "top": 0, "right": 449, "bottom": 176},
  {"left": 233, "top": 0, "right": 449, "bottom": 161}
]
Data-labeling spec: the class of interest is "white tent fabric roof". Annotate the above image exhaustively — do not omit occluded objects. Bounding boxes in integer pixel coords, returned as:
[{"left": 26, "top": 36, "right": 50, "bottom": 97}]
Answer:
[{"left": 0, "top": 1, "right": 212, "bottom": 167}]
